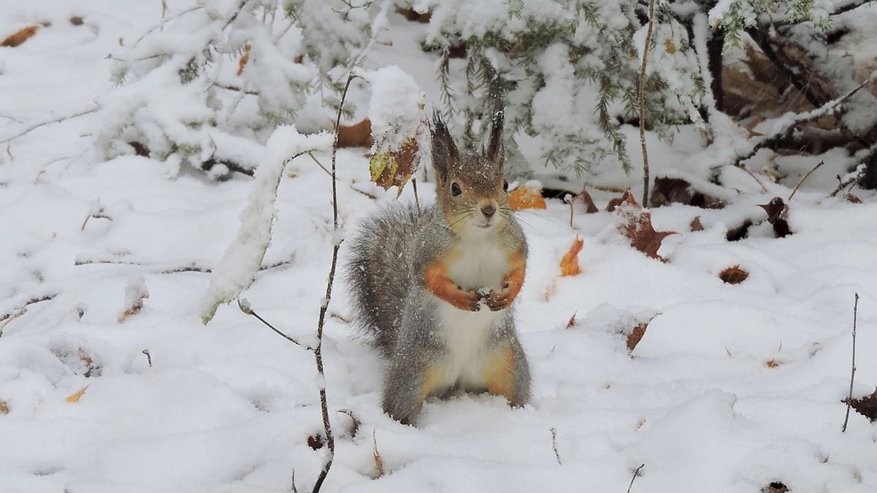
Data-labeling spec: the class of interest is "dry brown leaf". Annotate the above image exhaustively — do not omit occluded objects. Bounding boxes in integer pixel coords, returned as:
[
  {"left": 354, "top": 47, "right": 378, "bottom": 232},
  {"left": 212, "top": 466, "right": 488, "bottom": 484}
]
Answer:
[
  {"left": 580, "top": 187, "right": 599, "bottom": 213},
  {"left": 617, "top": 205, "right": 675, "bottom": 260},
  {"left": 690, "top": 216, "right": 704, "bottom": 232},
  {"left": 373, "top": 430, "right": 385, "bottom": 478},
  {"left": 719, "top": 265, "right": 749, "bottom": 284},
  {"left": 664, "top": 38, "right": 676, "bottom": 54},
  {"left": 237, "top": 42, "right": 251, "bottom": 76},
  {"left": 627, "top": 323, "right": 648, "bottom": 352},
  {"left": 65, "top": 385, "right": 88, "bottom": 403},
  {"left": 70, "top": 16, "right": 84, "bottom": 26},
  {"left": 2, "top": 26, "right": 39, "bottom": 47},
  {"left": 307, "top": 433, "right": 325, "bottom": 450},
  {"left": 763, "top": 359, "right": 783, "bottom": 368},
  {"left": 560, "top": 236, "right": 584, "bottom": 277},
  {"left": 761, "top": 482, "right": 789, "bottom": 493},
  {"left": 651, "top": 177, "right": 725, "bottom": 208},
  {"left": 758, "top": 197, "right": 791, "bottom": 238},
  {"left": 845, "top": 192, "right": 862, "bottom": 204},
  {"left": 606, "top": 189, "right": 637, "bottom": 212},
  {"left": 337, "top": 118, "right": 373, "bottom": 148},
  {"left": 369, "top": 138, "right": 419, "bottom": 193},
  {"left": 848, "top": 388, "right": 877, "bottom": 422},
  {"left": 508, "top": 186, "right": 547, "bottom": 211},
  {"left": 0, "top": 401, "right": 9, "bottom": 414},
  {"left": 118, "top": 288, "right": 149, "bottom": 323},
  {"left": 565, "top": 312, "right": 577, "bottom": 329}
]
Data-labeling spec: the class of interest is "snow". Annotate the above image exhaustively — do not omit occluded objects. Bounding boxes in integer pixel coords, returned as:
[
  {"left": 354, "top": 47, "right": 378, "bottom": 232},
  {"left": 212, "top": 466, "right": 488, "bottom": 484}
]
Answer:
[{"left": 1, "top": 2, "right": 877, "bottom": 493}]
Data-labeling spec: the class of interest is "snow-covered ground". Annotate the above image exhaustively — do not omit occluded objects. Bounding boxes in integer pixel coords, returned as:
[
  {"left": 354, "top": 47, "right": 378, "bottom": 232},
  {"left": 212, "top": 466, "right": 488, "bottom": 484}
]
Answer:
[{"left": 1, "top": 2, "right": 876, "bottom": 493}]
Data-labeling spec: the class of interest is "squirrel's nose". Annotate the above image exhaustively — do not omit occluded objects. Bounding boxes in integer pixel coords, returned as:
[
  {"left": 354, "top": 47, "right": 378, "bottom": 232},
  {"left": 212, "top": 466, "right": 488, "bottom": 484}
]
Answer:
[{"left": 481, "top": 204, "right": 496, "bottom": 218}]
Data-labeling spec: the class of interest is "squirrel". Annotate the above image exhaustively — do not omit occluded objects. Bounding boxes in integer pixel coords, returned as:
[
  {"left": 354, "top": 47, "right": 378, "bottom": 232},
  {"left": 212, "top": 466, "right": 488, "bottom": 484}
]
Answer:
[{"left": 347, "top": 109, "right": 530, "bottom": 424}]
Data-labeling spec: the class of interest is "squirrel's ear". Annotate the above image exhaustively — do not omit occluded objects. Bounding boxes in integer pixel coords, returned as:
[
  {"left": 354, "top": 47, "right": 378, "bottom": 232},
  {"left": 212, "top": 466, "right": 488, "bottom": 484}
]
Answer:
[
  {"left": 430, "top": 112, "right": 458, "bottom": 182},
  {"left": 485, "top": 107, "right": 504, "bottom": 166}
]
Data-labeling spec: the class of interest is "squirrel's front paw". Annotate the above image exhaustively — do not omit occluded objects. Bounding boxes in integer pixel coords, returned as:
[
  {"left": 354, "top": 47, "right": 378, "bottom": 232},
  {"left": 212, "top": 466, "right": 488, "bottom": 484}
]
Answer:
[
  {"left": 483, "top": 287, "right": 513, "bottom": 311},
  {"left": 451, "top": 287, "right": 482, "bottom": 312}
]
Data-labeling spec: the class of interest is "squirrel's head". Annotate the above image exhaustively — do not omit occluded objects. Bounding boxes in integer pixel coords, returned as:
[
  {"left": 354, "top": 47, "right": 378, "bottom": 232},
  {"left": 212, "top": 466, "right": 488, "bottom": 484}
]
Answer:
[{"left": 430, "top": 111, "right": 509, "bottom": 236}]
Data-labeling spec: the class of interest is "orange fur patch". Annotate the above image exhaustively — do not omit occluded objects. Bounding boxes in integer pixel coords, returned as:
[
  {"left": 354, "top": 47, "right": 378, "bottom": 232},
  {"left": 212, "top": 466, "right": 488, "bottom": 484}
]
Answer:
[
  {"left": 483, "top": 346, "right": 517, "bottom": 404},
  {"left": 420, "top": 364, "right": 446, "bottom": 400},
  {"left": 424, "top": 258, "right": 477, "bottom": 310},
  {"left": 502, "top": 252, "right": 526, "bottom": 303}
]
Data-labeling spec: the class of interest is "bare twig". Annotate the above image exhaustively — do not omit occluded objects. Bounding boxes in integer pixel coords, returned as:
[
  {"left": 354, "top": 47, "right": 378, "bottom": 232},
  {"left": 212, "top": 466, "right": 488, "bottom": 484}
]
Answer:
[
  {"left": 291, "top": 469, "right": 298, "bottom": 493},
  {"left": 638, "top": 0, "right": 656, "bottom": 206},
  {"left": 0, "top": 294, "right": 57, "bottom": 335},
  {"left": 311, "top": 71, "right": 358, "bottom": 493},
  {"left": 787, "top": 160, "right": 824, "bottom": 201},
  {"left": 412, "top": 178, "right": 421, "bottom": 214},
  {"left": 237, "top": 299, "right": 313, "bottom": 351},
  {"left": 1, "top": 107, "right": 98, "bottom": 144},
  {"left": 349, "top": 184, "right": 378, "bottom": 200},
  {"left": 142, "top": 349, "right": 152, "bottom": 367},
  {"left": 308, "top": 152, "right": 332, "bottom": 177},
  {"left": 133, "top": 5, "right": 201, "bottom": 46},
  {"left": 564, "top": 194, "right": 574, "bottom": 228},
  {"left": 550, "top": 427, "right": 562, "bottom": 465},
  {"left": 627, "top": 464, "right": 645, "bottom": 493},
  {"left": 74, "top": 256, "right": 293, "bottom": 274},
  {"left": 337, "top": 409, "right": 360, "bottom": 439},
  {"left": 842, "top": 292, "right": 860, "bottom": 433},
  {"left": 829, "top": 167, "right": 866, "bottom": 198},
  {"left": 739, "top": 164, "right": 770, "bottom": 193}
]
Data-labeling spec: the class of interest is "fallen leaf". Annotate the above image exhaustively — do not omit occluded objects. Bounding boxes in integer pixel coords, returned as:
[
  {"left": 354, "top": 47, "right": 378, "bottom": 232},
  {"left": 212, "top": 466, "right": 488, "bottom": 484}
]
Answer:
[
  {"left": 237, "top": 42, "right": 251, "bottom": 76},
  {"left": 615, "top": 199, "right": 676, "bottom": 260},
  {"left": 761, "top": 482, "right": 789, "bottom": 493},
  {"left": 565, "top": 312, "right": 577, "bottom": 329},
  {"left": 369, "top": 138, "right": 418, "bottom": 194},
  {"left": 726, "top": 219, "right": 753, "bottom": 242},
  {"left": 664, "top": 38, "right": 676, "bottom": 54},
  {"left": 373, "top": 430, "right": 385, "bottom": 478},
  {"left": 508, "top": 185, "right": 547, "bottom": 210},
  {"left": 690, "top": 216, "right": 704, "bottom": 232},
  {"left": 580, "top": 187, "right": 599, "bottom": 213},
  {"left": 0, "top": 401, "right": 8, "bottom": 414},
  {"left": 307, "top": 433, "right": 325, "bottom": 450},
  {"left": 763, "top": 359, "right": 783, "bottom": 368},
  {"left": 65, "top": 385, "right": 89, "bottom": 403},
  {"left": 627, "top": 323, "right": 648, "bottom": 352},
  {"left": 758, "top": 197, "right": 791, "bottom": 237},
  {"left": 118, "top": 277, "right": 149, "bottom": 323},
  {"left": 2, "top": 26, "right": 39, "bottom": 47},
  {"left": 848, "top": 388, "right": 877, "bottom": 422},
  {"left": 559, "top": 236, "right": 584, "bottom": 276},
  {"left": 845, "top": 192, "right": 862, "bottom": 204},
  {"left": 70, "top": 16, "right": 84, "bottom": 26},
  {"left": 606, "top": 189, "right": 637, "bottom": 212},
  {"left": 719, "top": 265, "right": 748, "bottom": 284},
  {"left": 337, "top": 118, "right": 373, "bottom": 148}
]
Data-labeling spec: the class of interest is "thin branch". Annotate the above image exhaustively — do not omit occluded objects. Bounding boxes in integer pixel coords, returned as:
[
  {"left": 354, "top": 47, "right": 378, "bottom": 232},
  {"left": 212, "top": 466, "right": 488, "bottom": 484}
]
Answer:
[
  {"left": 412, "top": 178, "right": 421, "bottom": 214},
  {"left": 829, "top": 165, "right": 867, "bottom": 198},
  {"left": 133, "top": 5, "right": 201, "bottom": 46},
  {"left": 739, "top": 164, "right": 769, "bottom": 193},
  {"left": 842, "top": 292, "right": 860, "bottom": 433},
  {"left": 550, "top": 427, "right": 562, "bottom": 465},
  {"left": 142, "top": 349, "right": 153, "bottom": 367},
  {"left": 237, "top": 299, "right": 313, "bottom": 351},
  {"left": 74, "top": 256, "right": 293, "bottom": 274},
  {"left": 308, "top": 152, "right": 332, "bottom": 177},
  {"left": 638, "top": 0, "right": 656, "bottom": 206},
  {"left": 787, "top": 160, "right": 824, "bottom": 201},
  {"left": 0, "top": 294, "right": 57, "bottom": 335},
  {"left": 626, "top": 464, "right": 646, "bottom": 493},
  {"left": 311, "top": 71, "right": 357, "bottom": 493},
  {"left": 0, "top": 107, "right": 98, "bottom": 144}
]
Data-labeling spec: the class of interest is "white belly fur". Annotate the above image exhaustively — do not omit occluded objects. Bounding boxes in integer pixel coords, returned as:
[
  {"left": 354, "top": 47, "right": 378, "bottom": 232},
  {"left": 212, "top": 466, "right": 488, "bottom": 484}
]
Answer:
[{"left": 435, "top": 236, "right": 507, "bottom": 389}]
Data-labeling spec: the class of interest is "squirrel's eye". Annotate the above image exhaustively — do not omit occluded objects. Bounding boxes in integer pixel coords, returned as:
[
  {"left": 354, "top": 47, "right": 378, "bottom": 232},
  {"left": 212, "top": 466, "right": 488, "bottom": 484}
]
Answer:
[
  {"left": 451, "top": 182, "right": 462, "bottom": 196},
  {"left": 502, "top": 180, "right": 509, "bottom": 191}
]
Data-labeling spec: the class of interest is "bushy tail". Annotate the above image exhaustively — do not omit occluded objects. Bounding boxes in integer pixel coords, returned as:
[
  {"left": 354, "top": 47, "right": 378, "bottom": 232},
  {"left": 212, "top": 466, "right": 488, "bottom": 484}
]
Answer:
[{"left": 346, "top": 203, "right": 425, "bottom": 355}]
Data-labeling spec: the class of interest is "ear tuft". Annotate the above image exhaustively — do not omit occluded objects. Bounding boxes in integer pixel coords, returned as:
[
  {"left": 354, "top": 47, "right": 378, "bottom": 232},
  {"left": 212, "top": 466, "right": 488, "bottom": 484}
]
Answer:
[
  {"left": 431, "top": 112, "right": 458, "bottom": 182},
  {"left": 485, "top": 106, "right": 504, "bottom": 165}
]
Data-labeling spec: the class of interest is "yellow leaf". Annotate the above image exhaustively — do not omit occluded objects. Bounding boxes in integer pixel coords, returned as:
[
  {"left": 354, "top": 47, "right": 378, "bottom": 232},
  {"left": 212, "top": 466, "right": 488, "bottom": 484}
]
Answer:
[
  {"left": 66, "top": 385, "right": 89, "bottom": 403},
  {"left": 664, "top": 38, "right": 676, "bottom": 54},
  {"left": 559, "top": 236, "right": 584, "bottom": 276},
  {"left": 0, "top": 400, "right": 9, "bottom": 414}
]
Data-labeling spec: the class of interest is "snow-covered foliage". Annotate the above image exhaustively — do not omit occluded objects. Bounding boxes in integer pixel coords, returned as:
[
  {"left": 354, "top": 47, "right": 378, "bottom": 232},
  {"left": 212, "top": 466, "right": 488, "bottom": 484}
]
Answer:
[
  {"left": 709, "top": 0, "right": 834, "bottom": 44},
  {"left": 200, "top": 126, "right": 333, "bottom": 323},
  {"left": 412, "top": 0, "right": 704, "bottom": 176},
  {"left": 95, "top": 1, "right": 350, "bottom": 178}
]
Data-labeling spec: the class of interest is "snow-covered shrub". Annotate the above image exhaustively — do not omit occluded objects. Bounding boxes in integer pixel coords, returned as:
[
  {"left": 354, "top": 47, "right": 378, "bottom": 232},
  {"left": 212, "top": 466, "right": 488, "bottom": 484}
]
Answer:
[
  {"left": 96, "top": 0, "right": 378, "bottom": 178},
  {"left": 412, "top": 0, "right": 705, "bottom": 176}
]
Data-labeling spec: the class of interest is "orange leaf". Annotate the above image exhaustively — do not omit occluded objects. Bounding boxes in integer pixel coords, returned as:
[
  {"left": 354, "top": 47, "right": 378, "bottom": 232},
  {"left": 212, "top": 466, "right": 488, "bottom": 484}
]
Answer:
[
  {"left": 627, "top": 323, "right": 648, "bottom": 352},
  {"left": 66, "top": 385, "right": 89, "bottom": 403},
  {"left": 2, "top": 26, "right": 39, "bottom": 47},
  {"left": 565, "top": 311, "right": 577, "bottom": 329},
  {"left": 508, "top": 186, "right": 546, "bottom": 211},
  {"left": 560, "top": 236, "right": 584, "bottom": 276},
  {"left": 0, "top": 400, "right": 8, "bottom": 414},
  {"left": 337, "top": 118, "right": 373, "bottom": 148},
  {"left": 763, "top": 359, "right": 783, "bottom": 369},
  {"left": 237, "top": 42, "right": 251, "bottom": 76}
]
